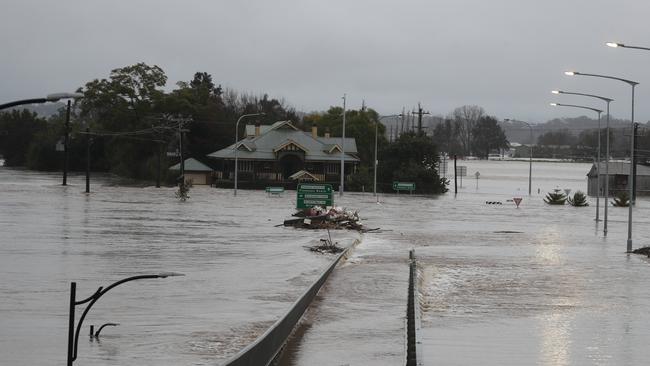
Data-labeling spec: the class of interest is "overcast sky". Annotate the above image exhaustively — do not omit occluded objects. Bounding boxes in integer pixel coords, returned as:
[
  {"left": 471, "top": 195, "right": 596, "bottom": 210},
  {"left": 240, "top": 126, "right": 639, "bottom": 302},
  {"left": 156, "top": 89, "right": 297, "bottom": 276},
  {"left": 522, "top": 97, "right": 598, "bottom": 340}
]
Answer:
[{"left": 3, "top": 0, "right": 650, "bottom": 123}]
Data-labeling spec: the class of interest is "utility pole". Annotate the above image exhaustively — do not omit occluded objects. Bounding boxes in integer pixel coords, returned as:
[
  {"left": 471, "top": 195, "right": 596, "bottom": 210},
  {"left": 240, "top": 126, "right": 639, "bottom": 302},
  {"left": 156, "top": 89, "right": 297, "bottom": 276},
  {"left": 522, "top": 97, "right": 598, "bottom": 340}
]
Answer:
[
  {"left": 398, "top": 107, "right": 406, "bottom": 136},
  {"left": 156, "top": 142, "right": 162, "bottom": 188},
  {"left": 340, "top": 94, "right": 346, "bottom": 197},
  {"left": 454, "top": 155, "right": 458, "bottom": 195},
  {"left": 63, "top": 100, "right": 71, "bottom": 186},
  {"left": 412, "top": 102, "right": 430, "bottom": 136},
  {"left": 632, "top": 122, "right": 639, "bottom": 203},
  {"left": 173, "top": 117, "right": 191, "bottom": 187},
  {"left": 85, "top": 128, "right": 90, "bottom": 193}
]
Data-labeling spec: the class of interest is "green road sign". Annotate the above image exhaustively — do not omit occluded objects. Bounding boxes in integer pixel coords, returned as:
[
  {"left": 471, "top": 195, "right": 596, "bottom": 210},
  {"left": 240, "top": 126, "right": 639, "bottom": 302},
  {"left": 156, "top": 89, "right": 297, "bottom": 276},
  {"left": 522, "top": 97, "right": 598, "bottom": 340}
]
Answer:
[
  {"left": 297, "top": 183, "right": 334, "bottom": 208},
  {"left": 392, "top": 181, "right": 415, "bottom": 192}
]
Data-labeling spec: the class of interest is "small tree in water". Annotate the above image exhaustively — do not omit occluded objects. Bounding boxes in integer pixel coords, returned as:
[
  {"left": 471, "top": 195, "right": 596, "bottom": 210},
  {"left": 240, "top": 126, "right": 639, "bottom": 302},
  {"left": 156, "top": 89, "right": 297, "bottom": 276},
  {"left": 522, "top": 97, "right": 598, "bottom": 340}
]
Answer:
[
  {"left": 612, "top": 191, "right": 629, "bottom": 207},
  {"left": 176, "top": 179, "right": 193, "bottom": 201},
  {"left": 544, "top": 188, "right": 567, "bottom": 205},
  {"left": 567, "top": 191, "right": 589, "bottom": 207}
]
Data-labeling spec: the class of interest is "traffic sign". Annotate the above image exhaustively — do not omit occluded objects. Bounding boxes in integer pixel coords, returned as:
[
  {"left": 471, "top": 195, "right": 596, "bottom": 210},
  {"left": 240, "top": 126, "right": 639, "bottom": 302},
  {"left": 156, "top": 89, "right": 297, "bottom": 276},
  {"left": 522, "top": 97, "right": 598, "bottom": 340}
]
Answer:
[
  {"left": 297, "top": 183, "right": 333, "bottom": 209},
  {"left": 392, "top": 182, "right": 415, "bottom": 192}
]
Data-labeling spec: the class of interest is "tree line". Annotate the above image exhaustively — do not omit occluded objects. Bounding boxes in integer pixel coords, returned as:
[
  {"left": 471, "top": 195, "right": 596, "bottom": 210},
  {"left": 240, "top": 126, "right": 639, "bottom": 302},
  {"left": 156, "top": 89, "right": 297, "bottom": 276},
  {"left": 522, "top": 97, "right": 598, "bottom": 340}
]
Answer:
[
  {"left": 430, "top": 105, "right": 510, "bottom": 158},
  {"left": 0, "top": 62, "right": 448, "bottom": 193}
]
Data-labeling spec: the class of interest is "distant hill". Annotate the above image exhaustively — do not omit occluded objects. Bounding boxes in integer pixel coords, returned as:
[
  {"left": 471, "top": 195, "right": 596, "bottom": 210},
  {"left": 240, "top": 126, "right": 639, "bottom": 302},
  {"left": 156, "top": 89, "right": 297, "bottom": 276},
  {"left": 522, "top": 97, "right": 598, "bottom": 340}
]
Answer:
[
  {"left": 377, "top": 113, "right": 639, "bottom": 146},
  {"left": 500, "top": 116, "right": 636, "bottom": 145}
]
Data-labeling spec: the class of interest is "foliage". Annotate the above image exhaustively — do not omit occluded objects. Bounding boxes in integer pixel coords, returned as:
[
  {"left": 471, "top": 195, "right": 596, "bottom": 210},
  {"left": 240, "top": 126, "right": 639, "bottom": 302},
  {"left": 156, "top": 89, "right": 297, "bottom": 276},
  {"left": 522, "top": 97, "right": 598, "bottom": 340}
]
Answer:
[
  {"left": 544, "top": 189, "right": 567, "bottom": 205},
  {"left": 537, "top": 129, "right": 577, "bottom": 146},
  {"left": 346, "top": 165, "right": 373, "bottom": 192},
  {"left": 471, "top": 116, "right": 509, "bottom": 158},
  {"left": 431, "top": 118, "right": 463, "bottom": 156},
  {"left": 450, "top": 105, "right": 484, "bottom": 156},
  {"left": 612, "top": 191, "right": 629, "bottom": 207},
  {"left": 176, "top": 179, "right": 193, "bottom": 201},
  {"left": 567, "top": 191, "right": 589, "bottom": 207},
  {"left": 0, "top": 110, "right": 47, "bottom": 166},
  {"left": 303, "top": 107, "right": 386, "bottom": 167},
  {"left": 6, "top": 63, "right": 299, "bottom": 182},
  {"left": 379, "top": 132, "right": 448, "bottom": 194}
]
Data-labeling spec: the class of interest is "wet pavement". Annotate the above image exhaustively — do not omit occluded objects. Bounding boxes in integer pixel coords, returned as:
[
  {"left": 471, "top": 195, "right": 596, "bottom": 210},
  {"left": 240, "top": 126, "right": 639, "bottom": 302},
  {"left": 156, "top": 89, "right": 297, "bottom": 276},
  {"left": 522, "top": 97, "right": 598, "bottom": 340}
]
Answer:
[{"left": 2, "top": 161, "right": 650, "bottom": 365}]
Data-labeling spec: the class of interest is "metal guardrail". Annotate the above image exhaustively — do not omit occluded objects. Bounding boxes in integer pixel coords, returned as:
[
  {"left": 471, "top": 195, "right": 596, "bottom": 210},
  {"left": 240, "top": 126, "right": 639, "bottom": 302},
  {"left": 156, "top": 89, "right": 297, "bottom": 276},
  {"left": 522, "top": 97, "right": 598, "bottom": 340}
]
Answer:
[
  {"left": 406, "top": 249, "right": 421, "bottom": 366},
  {"left": 221, "top": 245, "right": 353, "bottom": 366}
]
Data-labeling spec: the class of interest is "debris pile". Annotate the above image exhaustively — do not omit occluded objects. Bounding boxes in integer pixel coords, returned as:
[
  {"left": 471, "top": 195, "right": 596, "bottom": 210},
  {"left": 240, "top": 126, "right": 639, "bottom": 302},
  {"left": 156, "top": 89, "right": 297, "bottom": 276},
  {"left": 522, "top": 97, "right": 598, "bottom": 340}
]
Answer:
[
  {"left": 283, "top": 206, "right": 373, "bottom": 232},
  {"left": 308, "top": 229, "right": 344, "bottom": 254},
  {"left": 632, "top": 247, "right": 650, "bottom": 257}
]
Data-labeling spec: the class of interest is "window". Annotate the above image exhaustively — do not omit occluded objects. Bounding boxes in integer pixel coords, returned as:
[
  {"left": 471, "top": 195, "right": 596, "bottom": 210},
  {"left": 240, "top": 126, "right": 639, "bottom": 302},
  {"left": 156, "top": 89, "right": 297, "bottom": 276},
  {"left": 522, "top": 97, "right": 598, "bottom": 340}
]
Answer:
[
  {"left": 325, "top": 163, "right": 339, "bottom": 174},
  {"left": 238, "top": 160, "right": 254, "bottom": 172}
]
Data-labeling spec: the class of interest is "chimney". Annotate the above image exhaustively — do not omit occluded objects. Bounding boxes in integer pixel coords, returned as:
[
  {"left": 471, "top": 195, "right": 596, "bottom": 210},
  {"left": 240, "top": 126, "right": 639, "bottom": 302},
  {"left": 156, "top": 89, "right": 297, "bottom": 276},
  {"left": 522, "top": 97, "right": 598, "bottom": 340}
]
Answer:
[
  {"left": 311, "top": 125, "right": 318, "bottom": 138},
  {"left": 324, "top": 127, "right": 330, "bottom": 138},
  {"left": 255, "top": 123, "right": 261, "bottom": 137}
]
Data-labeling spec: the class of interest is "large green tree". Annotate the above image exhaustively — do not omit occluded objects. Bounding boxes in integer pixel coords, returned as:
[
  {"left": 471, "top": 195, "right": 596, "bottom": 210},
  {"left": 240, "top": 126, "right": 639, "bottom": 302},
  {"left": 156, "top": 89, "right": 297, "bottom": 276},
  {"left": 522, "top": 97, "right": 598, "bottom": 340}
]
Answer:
[
  {"left": 0, "top": 110, "right": 47, "bottom": 166},
  {"left": 379, "top": 132, "right": 448, "bottom": 193},
  {"left": 303, "top": 107, "right": 387, "bottom": 167},
  {"left": 471, "top": 116, "right": 509, "bottom": 158}
]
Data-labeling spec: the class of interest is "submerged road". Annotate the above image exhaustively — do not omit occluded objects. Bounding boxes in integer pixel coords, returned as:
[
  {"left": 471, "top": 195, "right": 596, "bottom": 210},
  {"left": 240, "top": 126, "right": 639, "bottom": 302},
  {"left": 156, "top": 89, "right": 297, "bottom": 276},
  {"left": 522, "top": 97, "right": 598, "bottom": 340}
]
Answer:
[{"left": 3, "top": 161, "right": 650, "bottom": 365}]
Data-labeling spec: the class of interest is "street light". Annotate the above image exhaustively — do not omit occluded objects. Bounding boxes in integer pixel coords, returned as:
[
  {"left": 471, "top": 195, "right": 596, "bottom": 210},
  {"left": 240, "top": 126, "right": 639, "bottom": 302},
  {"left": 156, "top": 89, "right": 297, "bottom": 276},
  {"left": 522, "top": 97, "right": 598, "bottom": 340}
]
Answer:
[
  {"left": 0, "top": 92, "right": 83, "bottom": 111},
  {"left": 551, "top": 90, "right": 613, "bottom": 233},
  {"left": 67, "top": 272, "right": 184, "bottom": 366},
  {"left": 606, "top": 42, "right": 650, "bottom": 51},
  {"left": 564, "top": 70, "right": 639, "bottom": 252},
  {"left": 0, "top": 92, "right": 83, "bottom": 185},
  {"left": 374, "top": 114, "right": 401, "bottom": 202},
  {"left": 504, "top": 118, "right": 533, "bottom": 196},
  {"left": 233, "top": 112, "right": 265, "bottom": 196},
  {"left": 549, "top": 103, "right": 603, "bottom": 222}
]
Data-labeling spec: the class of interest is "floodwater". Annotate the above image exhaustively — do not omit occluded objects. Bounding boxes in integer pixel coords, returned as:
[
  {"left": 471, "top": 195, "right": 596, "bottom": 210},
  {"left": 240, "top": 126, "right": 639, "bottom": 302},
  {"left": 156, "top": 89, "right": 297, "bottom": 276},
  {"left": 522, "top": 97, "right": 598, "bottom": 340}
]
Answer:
[{"left": 2, "top": 160, "right": 650, "bottom": 365}]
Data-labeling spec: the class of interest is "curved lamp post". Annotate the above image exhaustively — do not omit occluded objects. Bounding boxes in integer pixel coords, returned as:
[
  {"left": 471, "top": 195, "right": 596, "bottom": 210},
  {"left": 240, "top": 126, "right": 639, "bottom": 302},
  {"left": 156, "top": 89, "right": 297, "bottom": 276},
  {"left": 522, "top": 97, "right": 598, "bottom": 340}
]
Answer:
[
  {"left": 374, "top": 114, "right": 401, "bottom": 201},
  {"left": 0, "top": 92, "right": 82, "bottom": 111},
  {"left": 504, "top": 118, "right": 533, "bottom": 196},
  {"left": 0, "top": 92, "right": 84, "bottom": 185},
  {"left": 606, "top": 42, "right": 650, "bottom": 51},
  {"left": 564, "top": 71, "right": 639, "bottom": 251},
  {"left": 549, "top": 103, "right": 603, "bottom": 221},
  {"left": 67, "top": 272, "right": 184, "bottom": 366},
  {"left": 552, "top": 90, "right": 613, "bottom": 233},
  {"left": 233, "top": 112, "right": 265, "bottom": 196}
]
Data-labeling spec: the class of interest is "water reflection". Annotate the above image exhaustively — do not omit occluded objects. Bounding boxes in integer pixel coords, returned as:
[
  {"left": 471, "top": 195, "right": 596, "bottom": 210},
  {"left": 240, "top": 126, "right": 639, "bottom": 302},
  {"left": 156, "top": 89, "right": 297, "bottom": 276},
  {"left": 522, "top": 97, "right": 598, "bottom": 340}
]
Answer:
[
  {"left": 3, "top": 162, "right": 650, "bottom": 365},
  {"left": 538, "top": 312, "right": 572, "bottom": 366}
]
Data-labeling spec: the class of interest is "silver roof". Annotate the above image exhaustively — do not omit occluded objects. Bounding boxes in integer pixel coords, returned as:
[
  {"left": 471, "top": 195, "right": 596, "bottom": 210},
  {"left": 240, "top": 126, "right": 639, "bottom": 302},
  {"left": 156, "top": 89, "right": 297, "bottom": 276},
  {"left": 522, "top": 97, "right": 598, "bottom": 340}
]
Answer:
[
  {"left": 169, "top": 158, "right": 213, "bottom": 172},
  {"left": 209, "top": 121, "right": 359, "bottom": 162},
  {"left": 587, "top": 161, "right": 650, "bottom": 177}
]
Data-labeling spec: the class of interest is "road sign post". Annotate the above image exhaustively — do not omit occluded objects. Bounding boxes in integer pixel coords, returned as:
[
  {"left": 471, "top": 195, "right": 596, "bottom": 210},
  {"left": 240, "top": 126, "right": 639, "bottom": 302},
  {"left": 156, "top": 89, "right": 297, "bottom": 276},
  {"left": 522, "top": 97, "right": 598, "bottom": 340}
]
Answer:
[
  {"left": 297, "top": 183, "right": 333, "bottom": 209},
  {"left": 392, "top": 182, "right": 416, "bottom": 194},
  {"left": 456, "top": 166, "right": 467, "bottom": 188}
]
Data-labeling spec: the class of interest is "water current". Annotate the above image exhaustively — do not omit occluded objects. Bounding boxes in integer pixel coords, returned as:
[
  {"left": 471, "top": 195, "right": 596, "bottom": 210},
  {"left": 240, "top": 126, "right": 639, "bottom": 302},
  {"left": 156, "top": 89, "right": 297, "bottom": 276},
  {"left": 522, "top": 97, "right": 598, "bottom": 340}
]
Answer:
[{"left": 1, "top": 160, "right": 649, "bottom": 365}]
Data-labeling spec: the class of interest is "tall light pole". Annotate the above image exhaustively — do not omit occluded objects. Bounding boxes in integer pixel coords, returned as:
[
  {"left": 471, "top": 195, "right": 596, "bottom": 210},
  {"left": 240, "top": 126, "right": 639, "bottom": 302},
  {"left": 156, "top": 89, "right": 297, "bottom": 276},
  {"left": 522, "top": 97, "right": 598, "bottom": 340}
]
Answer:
[
  {"left": 564, "top": 71, "right": 638, "bottom": 252},
  {"left": 1, "top": 93, "right": 84, "bottom": 185},
  {"left": 233, "top": 112, "right": 265, "bottom": 196},
  {"left": 549, "top": 103, "right": 603, "bottom": 221},
  {"left": 374, "top": 114, "right": 401, "bottom": 201},
  {"left": 552, "top": 90, "right": 613, "bottom": 233},
  {"left": 0, "top": 92, "right": 82, "bottom": 111},
  {"left": 340, "top": 94, "right": 346, "bottom": 197},
  {"left": 67, "top": 272, "right": 183, "bottom": 366},
  {"left": 606, "top": 42, "right": 650, "bottom": 52},
  {"left": 504, "top": 118, "right": 533, "bottom": 195}
]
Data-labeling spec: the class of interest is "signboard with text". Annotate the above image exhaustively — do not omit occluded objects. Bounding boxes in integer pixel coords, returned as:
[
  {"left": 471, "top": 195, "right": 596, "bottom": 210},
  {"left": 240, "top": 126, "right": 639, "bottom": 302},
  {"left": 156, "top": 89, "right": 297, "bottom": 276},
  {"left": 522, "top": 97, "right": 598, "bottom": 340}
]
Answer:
[
  {"left": 297, "top": 183, "right": 334, "bottom": 209},
  {"left": 392, "top": 181, "right": 416, "bottom": 192}
]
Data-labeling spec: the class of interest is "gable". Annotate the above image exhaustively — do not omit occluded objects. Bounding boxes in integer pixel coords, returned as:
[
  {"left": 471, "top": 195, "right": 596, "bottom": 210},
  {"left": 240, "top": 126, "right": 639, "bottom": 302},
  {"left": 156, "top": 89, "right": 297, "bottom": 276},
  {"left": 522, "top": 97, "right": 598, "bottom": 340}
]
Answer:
[{"left": 273, "top": 140, "right": 308, "bottom": 153}]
